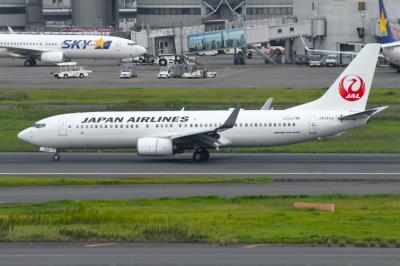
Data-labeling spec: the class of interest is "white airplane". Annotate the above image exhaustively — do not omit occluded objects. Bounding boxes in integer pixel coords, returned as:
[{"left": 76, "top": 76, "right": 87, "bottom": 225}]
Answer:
[
  {"left": 18, "top": 44, "right": 387, "bottom": 162},
  {"left": 301, "top": 0, "right": 400, "bottom": 72},
  {"left": 0, "top": 29, "right": 147, "bottom": 66}
]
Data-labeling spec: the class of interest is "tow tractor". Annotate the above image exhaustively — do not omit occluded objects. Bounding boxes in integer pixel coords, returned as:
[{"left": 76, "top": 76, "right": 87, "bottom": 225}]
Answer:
[{"left": 51, "top": 62, "right": 93, "bottom": 79}]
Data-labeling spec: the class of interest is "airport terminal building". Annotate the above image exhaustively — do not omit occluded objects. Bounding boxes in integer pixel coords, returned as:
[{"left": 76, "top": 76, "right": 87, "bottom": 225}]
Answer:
[{"left": 2, "top": 0, "right": 400, "bottom": 58}]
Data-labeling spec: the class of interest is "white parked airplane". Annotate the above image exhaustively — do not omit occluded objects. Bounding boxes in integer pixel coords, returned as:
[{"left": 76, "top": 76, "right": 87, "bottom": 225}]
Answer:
[
  {"left": 18, "top": 44, "right": 387, "bottom": 162},
  {"left": 300, "top": 0, "right": 400, "bottom": 72},
  {"left": 0, "top": 30, "right": 147, "bottom": 66}
]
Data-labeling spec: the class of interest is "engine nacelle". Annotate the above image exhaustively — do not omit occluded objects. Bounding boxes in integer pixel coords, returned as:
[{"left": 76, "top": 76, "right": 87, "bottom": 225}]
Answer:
[
  {"left": 137, "top": 138, "right": 173, "bottom": 156},
  {"left": 40, "top": 51, "right": 64, "bottom": 63}
]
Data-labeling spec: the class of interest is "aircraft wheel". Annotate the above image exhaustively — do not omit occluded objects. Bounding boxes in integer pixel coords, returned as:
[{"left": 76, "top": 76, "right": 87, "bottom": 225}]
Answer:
[
  {"left": 200, "top": 150, "right": 210, "bottom": 161},
  {"left": 79, "top": 73, "right": 84, "bottom": 78},
  {"left": 52, "top": 154, "right": 61, "bottom": 162},
  {"left": 24, "top": 60, "right": 33, "bottom": 67},
  {"left": 193, "top": 149, "right": 209, "bottom": 162}
]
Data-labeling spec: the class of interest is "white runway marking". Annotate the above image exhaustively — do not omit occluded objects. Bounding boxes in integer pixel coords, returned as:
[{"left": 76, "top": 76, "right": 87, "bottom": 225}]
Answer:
[{"left": 0, "top": 172, "right": 399, "bottom": 176}]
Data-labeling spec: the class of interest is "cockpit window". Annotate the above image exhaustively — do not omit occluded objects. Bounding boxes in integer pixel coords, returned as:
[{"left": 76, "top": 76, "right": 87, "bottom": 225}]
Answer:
[
  {"left": 33, "top": 123, "right": 46, "bottom": 129},
  {"left": 128, "top": 43, "right": 135, "bottom": 46}
]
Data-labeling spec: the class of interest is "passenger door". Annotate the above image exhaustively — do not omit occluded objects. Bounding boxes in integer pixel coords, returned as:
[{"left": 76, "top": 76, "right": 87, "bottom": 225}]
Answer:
[
  {"left": 309, "top": 115, "right": 317, "bottom": 134},
  {"left": 115, "top": 42, "right": 121, "bottom": 52},
  {"left": 58, "top": 118, "right": 67, "bottom": 136}
]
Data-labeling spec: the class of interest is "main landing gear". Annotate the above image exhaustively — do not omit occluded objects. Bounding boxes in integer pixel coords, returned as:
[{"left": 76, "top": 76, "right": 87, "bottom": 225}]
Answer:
[
  {"left": 193, "top": 149, "right": 210, "bottom": 162},
  {"left": 52, "top": 153, "right": 61, "bottom": 161},
  {"left": 24, "top": 58, "right": 37, "bottom": 67}
]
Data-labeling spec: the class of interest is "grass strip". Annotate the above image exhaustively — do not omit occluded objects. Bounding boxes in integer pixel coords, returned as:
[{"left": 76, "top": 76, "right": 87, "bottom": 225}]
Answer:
[
  {"left": 0, "top": 176, "right": 272, "bottom": 187},
  {"left": 0, "top": 195, "right": 400, "bottom": 246}
]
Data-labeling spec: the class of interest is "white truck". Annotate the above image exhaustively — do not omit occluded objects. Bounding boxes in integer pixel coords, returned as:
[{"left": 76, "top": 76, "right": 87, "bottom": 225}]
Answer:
[
  {"left": 182, "top": 64, "right": 217, "bottom": 79},
  {"left": 157, "top": 66, "right": 173, "bottom": 79},
  {"left": 120, "top": 63, "right": 138, "bottom": 79},
  {"left": 51, "top": 62, "right": 93, "bottom": 79}
]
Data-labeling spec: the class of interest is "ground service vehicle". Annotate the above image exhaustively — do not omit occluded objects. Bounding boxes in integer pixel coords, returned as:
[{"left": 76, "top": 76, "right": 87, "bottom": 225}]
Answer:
[
  {"left": 325, "top": 55, "right": 338, "bottom": 67},
  {"left": 309, "top": 55, "right": 324, "bottom": 67},
  {"left": 120, "top": 63, "right": 137, "bottom": 79},
  {"left": 51, "top": 62, "right": 93, "bottom": 79}
]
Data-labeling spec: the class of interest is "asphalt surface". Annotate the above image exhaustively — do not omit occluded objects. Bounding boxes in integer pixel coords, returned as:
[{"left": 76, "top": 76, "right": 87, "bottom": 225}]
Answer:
[
  {"left": 1, "top": 153, "right": 399, "bottom": 179},
  {"left": 2, "top": 181, "right": 400, "bottom": 203},
  {"left": 0, "top": 56, "right": 399, "bottom": 89},
  {"left": 0, "top": 243, "right": 399, "bottom": 266}
]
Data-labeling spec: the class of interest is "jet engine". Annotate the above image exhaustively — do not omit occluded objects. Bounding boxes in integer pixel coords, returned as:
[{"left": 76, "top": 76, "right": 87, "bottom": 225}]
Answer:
[
  {"left": 137, "top": 138, "right": 173, "bottom": 156},
  {"left": 40, "top": 51, "right": 64, "bottom": 63}
]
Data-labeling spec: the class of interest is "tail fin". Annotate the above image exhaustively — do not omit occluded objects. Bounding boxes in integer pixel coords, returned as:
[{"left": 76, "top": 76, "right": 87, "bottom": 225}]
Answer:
[
  {"left": 289, "top": 44, "right": 381, "bottom": 112},
  {"left": 379, "top": 0, "right": 395, "bottom": 44}
]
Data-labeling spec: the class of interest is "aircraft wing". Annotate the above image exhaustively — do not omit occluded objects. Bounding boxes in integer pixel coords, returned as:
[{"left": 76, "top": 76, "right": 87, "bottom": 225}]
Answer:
[
  {"left": 0, "top": 45, "right": 45, "bottom": 57},
  {"left": 382, "top": 41, "right": 400, "bottom": 49},
  {"left": 166, "top": 106, "right": 240, "bottom": 148},
  {"left": 300, "top": 35, "right": 359, "bottom": 56}
]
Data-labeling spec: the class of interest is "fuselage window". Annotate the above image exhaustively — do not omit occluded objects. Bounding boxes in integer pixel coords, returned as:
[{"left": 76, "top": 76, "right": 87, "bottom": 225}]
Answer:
[
  {"left": 146, "top": 124, "right": 149, "bottom": 128},
  {"left": 278, "top": 123, "right": 281, "bottom": 127},
  {"left": 115, "top": 125, "right": 118, "bottom": 128},
  {"left": 136, "top": 125, "right": 139, "bottom": 128},
  {"left": 110, "top": 125, "right": 113, "bottom": 128},
  {"left": 105, "top": 125, "right": 108, "bottom": 128},
  {"left": 273, "top": 123, "right": 276, "bottom": 127},
  {"left": 283, "top": 123, "right": 286, "bottom": 127}
]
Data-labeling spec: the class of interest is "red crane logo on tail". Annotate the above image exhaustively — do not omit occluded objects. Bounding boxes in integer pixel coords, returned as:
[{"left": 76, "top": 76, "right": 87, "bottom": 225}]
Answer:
[{"left": 339, "top": 75, "right": 366, "bottom": 102}]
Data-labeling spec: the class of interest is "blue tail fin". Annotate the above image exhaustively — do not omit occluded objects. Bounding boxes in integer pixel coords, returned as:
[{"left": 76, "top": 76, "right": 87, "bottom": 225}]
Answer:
[{"left": 379, "top": 0, "right": 395, "bottom": 44}]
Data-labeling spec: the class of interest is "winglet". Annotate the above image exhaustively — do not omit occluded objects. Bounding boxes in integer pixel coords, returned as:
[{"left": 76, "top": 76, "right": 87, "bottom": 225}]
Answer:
[
  {"left": 261, "top": 97, "right": 273, "bottom": 110},
  {"left": 300, "top": 35, "right": 311, "bottom": 52},
  {"left": 218, "top": 106, "right": 240, "bottom": 131},
  {"left": 8, "top": 27, "right": 15, "bottom": 34}
]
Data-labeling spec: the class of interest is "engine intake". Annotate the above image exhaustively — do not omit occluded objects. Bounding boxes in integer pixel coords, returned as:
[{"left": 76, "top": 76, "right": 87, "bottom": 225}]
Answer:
[
  {"left": 137, "top": 138, "right": 173, "bottom": 156},
  {"left": 40, "top": 51, "right": 64, "bottom": 63}
]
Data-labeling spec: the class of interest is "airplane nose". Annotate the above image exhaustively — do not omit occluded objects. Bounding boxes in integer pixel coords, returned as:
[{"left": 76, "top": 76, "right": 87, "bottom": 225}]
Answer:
[
  {"left": 137, "top": 46, "right": 147, "bottom": 56},
  {"left": 17, "top": 129, "right": 30, "bottom": 143}
]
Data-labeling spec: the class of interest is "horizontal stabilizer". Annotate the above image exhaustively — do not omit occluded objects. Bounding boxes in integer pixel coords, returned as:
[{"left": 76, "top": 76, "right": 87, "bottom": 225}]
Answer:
[{"left": 339, "top": 106, "right": 389, "bottom": 120}]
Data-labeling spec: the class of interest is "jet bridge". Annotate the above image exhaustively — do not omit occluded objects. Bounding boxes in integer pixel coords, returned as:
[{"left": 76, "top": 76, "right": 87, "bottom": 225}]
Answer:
[{"left": 187, "top": 17, "right": 326, "bottom": 64}]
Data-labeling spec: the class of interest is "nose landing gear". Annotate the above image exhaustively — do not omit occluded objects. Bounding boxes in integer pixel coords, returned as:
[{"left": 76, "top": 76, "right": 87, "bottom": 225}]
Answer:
[{"left": 193, "top": 149, "right": 210, "bottom": 162}]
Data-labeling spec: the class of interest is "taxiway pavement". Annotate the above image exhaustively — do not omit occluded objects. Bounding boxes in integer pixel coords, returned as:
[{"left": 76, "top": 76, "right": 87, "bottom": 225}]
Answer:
[
  {"left": 1, "top": 181, "right": 400, "bottom": 203},
  {"left": 0, "top": 243, "right": 399, "bottom": 266},
  {"left": 1, "top": 56, "right": 400, "bottom": 89}
]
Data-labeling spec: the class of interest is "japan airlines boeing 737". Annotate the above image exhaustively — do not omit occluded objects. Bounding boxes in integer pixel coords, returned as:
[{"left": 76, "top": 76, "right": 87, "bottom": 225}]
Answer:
[
  {"left": 0, "top": 31, "right": 147, "bottom": 66},
  {"left": 18, "top": 44, "right": 387, "bottom": 162}
]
